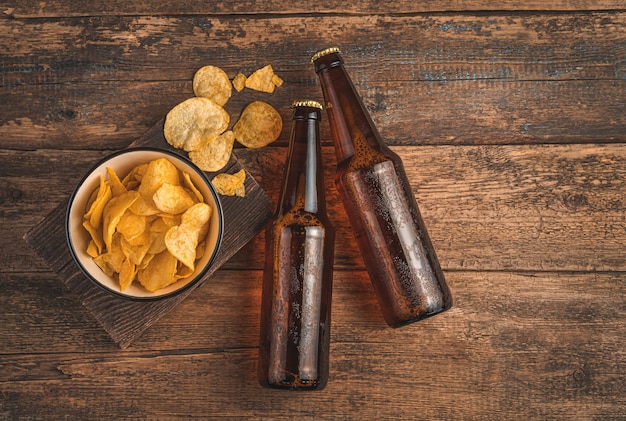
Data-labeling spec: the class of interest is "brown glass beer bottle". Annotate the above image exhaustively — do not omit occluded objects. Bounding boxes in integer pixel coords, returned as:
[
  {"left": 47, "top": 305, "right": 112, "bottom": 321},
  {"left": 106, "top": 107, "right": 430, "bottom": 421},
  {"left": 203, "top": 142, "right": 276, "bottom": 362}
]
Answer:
[
  {"left": 311, "top": 47, "right": 452, "bottom": 328},
  {"left": 258, "top": 100, "right": 335, "bottom": 390}
]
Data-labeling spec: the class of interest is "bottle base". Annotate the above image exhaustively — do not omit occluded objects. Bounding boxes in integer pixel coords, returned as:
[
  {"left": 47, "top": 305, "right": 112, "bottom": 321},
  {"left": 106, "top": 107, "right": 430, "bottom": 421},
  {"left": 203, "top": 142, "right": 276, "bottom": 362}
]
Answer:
[
  {"left": 386, "top": 300, "right": 453, "bottom": 329},
  {"left": 259, "top": 378, "right": 327, "bottom": 391}
]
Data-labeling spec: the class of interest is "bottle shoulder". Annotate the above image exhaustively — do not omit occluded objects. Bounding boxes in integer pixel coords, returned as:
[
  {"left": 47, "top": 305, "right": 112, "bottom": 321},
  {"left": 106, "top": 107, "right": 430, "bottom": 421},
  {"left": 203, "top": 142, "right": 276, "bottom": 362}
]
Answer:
[{"left": 336, "top": 142, "right": 400, "bottom": 175}]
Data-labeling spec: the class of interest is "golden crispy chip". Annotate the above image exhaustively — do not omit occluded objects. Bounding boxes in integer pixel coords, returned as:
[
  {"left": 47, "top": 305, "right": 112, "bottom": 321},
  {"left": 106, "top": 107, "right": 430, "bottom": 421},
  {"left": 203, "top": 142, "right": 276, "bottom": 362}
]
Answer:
[
  {"left": 138, "top": 253, "right": 155, "bottom": 270},
  {"left": 195, "top": 240, "right": 206, "bottom": 262},
  {"left": 164, "top": 225, "right": 199, "bottom": 270},
  {"left": 93, "top": 234, "right": 125, "bottom": 277},
  {"left": 118, "top": 258, "right": 137, "bottom": 291},
  {"left": 123, "top": 229, "right": 150, "bottom": 248},
  {"left": 82, "top": 219, "right": 104, "bottom": 256},
  {"left": 232, "top": 73, "right": 247, "bottom": 92},
  {"left": 102, "top": 191, "right": 140, "bottom": 251},
  {"left": 175, "top": 264, "right": 194, "bottom": 281},
  {"left": 86, "top": 240, "right": 99, "bottom": 258},
  {"left": 164, "top": 203, "right": 212, "bottom": 270},
  {"left": 193, "top": 65, "right": 232, "bottom": 106},
  {"left": 148, "top": 230, "right": 167, "bottom": 255},
  {"left": 83, "top": 158, "right": 212, "bottom": 293},
  {"left": 188, "top": 130, "right": 235, "bottom": 172},
  {"left": 84, "top": 176, "right": 111, "bottom": 230},
  {"left": 138, "top": 158, "right": 181, "bottom": 197},
  {"left": 137, "top": 250, "right": 179, "bottom": 292},
  {"left": 147, "top": 215, "right": 180, "bottom": 255},
  {"left": 128, "top": 196, "right": 161, "bottom": 216},
  {"left": 159, "top": 214, "right": 182, "bottom": 228},
  {"left": 182, "top": 172, "right": 204, "bottom": 203},
  {"left": 164, "top": 97, "right": 230, "bottom": 152},
  {"left": 116, "top": 211, "right": 146, "bottom": 242},
  {"left": 271, "top": 74, "right": 284, "bottom": 88},
  {"left": 152, "top": 183, "right": 195, "bottom": 215},
  {"left": 122, "top": 163, "right": 148, "bottom": 190},
  {"left": 233, "top": 101, "right": 282, "bottom": 148},
  {"left": 131, "top": 158, "right": 182, "bottom": 216},
  {"left": 121, "top": 233, "right": 151, "bottom": 266},
  {"left": 211, "top": 169, "right": 246, "bottom": 197},
  {"left": 245, "top": 65, "right": 282, "bottom": 93},
  {"left": 181, "top": 202, "right": 212, "bottom": 227},
  {"left": 106, "top": 167, "right": 127, "bottom": 196}
]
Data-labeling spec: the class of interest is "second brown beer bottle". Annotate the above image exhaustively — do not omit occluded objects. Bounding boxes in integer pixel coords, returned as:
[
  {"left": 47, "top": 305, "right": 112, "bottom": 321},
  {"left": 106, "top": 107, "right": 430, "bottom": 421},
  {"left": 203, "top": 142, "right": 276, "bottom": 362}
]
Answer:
[
  {"left": 311, "top": 46, "right": 452, "bottom": 328},
  {"left": 258, "top": 100, "right": 335, "bottom": 390}
]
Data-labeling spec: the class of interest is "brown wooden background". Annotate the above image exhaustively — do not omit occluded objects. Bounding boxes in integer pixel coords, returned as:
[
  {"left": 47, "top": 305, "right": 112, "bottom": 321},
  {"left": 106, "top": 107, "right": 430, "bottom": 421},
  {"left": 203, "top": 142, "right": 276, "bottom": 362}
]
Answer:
[{"left": 1, "top": 1, "right": 625, "bottom": 419}]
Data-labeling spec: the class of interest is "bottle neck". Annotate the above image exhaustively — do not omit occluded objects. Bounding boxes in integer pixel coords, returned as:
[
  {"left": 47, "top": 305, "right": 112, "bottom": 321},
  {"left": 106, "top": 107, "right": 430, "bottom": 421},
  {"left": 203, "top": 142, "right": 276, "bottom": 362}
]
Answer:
[
  {"left": 276, "top": 106, "right": 325, "bottom": 216},
  {"left": 314, "top": 52, "right": 384, "bottom": 163}
]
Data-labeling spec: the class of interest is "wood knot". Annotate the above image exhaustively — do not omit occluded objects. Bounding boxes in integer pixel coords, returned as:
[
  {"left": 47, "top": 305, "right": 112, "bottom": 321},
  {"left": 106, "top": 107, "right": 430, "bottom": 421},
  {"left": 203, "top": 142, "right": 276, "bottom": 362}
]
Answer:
[
  {"left": 562, "top": 192, "right": 587, "bottom": 209},
  {"left": 48, "top": 109, "right": 78, "bottom": 120},
  {"left": 570, "top": 363, "right": 592, "bottom": 390},
  {"left": 0, "top": 180, "right": 22, "bottom": 205}
]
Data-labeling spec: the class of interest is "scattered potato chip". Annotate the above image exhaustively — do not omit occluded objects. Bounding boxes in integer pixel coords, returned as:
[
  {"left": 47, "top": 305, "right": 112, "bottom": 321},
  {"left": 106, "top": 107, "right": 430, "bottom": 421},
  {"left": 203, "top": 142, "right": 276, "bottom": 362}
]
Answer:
[
  {"left": 122, "top": 163, "right": 148, "bottom": 190},
  {"left": 86, "top": 240, "right": 99, "bottom": 258},
  {"left": 102, "top": 190, "right": 141, "bottom": 251},
  {"left": 211, "top": 169, "right": 246, "bottom": 197},
  {"left": 232, "top": 73, "right": 247, "bottom": 92},
  {"left": 131, "top": 157, "right": 182, "bottom": 216},
  {"left": 118, "top": 258, "right": 137, "bottom": 291},
  {"left": 182, "top": 172, "right": 204, "bottom": 202},
  {"left": 165, "top": 203, "right": 212, "bottom": 270},
  {"left": 83, "top": 219, "right": 104, "bottom": 256},
  {"left": 116, "top": 211, "right": 146, "bottom": 242},
  {"left": 147, "top": 215, "right": 181, "bottom": 256},
  {"left": 192, "top": 65, "right": 232, "bottom": 106},
  {"left": 121, "top": 232, "right": 151, "bottom": 266},
  {"left": 188, "top": 130, "right": 235, "bottom": 172},
  {"left": 137, "top": 250, "right": 179, "bottom": 292},
  {"left": 83, "top": 158, "right": 212, "bottom": 293},
  {"left": 272, "top": 74, "right": 284, "bottom": 88},
  {"left": 93, "top": 234, "right": 125, "bottom": 277},
  {"left": 163, "top": 64, "right": 284, "bottom": 190},
  {"left": 106, "top": 167, "right": 127, "bottom": 196},
  {"left": 164, "top": 97, "right": 230, "bottom": 152},
  {"left": 233, "top": 101, "right": 282, "bottom": 148},
  {"left": 180, "top": 202, "right": 212, "bottom": 227},
  {"left": 245, "top": 65, "right": 282, "bottom": 93},
  {"left": 84, "top": 176, "right": 111, "bottom": 231},
  {"left": 153, "top": 183, "right": 195, "bottom": 214}
]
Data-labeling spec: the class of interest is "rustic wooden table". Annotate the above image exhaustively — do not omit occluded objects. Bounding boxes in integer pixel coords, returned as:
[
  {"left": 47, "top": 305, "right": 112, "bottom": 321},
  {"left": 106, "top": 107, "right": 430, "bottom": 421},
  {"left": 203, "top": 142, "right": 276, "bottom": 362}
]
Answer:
[{"left": 1, "top": 1, "right": 625, "bottom": 419}]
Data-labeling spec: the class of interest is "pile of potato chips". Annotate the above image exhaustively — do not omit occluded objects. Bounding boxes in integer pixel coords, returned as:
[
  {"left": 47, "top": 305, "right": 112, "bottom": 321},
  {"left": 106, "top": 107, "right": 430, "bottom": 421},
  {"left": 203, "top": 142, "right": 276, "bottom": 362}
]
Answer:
[
  {"left": 83, "top": 157, "right": 212, "bottom": 293},
  {"left": 164, "top": 64, "right": 285, "bottom": 197}
]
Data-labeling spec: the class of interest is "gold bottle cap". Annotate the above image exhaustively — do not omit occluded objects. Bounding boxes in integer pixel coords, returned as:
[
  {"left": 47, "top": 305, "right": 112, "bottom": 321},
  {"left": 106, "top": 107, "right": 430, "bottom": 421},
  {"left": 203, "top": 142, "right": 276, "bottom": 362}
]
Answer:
[
  {"left": 310, "top": 46, "right": 341, "bottom": 63},
  {"left": 292, "top": 100, "right": 323, "bottom": 110}
]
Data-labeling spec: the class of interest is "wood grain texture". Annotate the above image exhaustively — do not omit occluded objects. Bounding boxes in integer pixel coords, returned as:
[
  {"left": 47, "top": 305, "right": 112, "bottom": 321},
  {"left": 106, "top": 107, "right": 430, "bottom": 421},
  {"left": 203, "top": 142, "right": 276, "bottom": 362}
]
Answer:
[
  {"left": 3, "top": 1, "right": 624, "bottom": 18},
  {"left": 1, "top": 13, "right": 624, "bottom": 148},
  {"left": 1, "top": 270, "right": 624, "bottom": 418},
  {"left": 1, "top": 2, "right": 625, "bottom": 419}
]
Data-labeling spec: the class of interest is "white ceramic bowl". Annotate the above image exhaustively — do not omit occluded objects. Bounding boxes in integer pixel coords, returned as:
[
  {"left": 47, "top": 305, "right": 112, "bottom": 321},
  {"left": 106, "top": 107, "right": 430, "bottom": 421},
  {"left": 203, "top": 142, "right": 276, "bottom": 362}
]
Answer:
[{"left": 66, "top": 147, "right": 223, "bottom": 300}]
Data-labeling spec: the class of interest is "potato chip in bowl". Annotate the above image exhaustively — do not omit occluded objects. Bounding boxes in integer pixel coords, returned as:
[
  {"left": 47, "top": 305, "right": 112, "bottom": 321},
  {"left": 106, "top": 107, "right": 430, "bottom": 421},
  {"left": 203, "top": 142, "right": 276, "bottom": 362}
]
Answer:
[{"left": 66, "top": 147, "right": 223, "bottom": 300}]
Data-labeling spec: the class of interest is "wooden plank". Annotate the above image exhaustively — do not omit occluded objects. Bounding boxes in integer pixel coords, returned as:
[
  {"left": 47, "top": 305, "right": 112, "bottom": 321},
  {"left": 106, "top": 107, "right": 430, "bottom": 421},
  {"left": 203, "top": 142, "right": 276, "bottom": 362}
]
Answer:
[
  {"left": 2, "top": 79, "right": 624, "bottom": 149},
  {"left": 3, "top": 1, "right": 624, "bottom": 18},
  {"left": 1, "top": 270, "right": 624, "bottom": 418},
  {"left": 5, "top": 142, "right": 626, "bottom": 274},
  {"left": 1, "top": 13, "right": 624, "bottom": 148}
]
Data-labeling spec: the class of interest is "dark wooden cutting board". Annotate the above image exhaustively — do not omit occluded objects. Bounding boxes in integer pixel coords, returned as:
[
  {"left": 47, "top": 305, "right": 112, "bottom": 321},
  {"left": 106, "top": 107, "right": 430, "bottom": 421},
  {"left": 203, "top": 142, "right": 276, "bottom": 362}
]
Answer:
[{"left": 24, "top": 119, "right": 273, "bottom": 349}]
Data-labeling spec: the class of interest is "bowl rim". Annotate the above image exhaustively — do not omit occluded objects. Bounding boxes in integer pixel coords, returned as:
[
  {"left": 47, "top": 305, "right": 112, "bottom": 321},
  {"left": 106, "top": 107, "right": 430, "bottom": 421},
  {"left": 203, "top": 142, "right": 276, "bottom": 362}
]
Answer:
[{"left": 65, "top": 146, "right": 224, "bottom": 301}]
